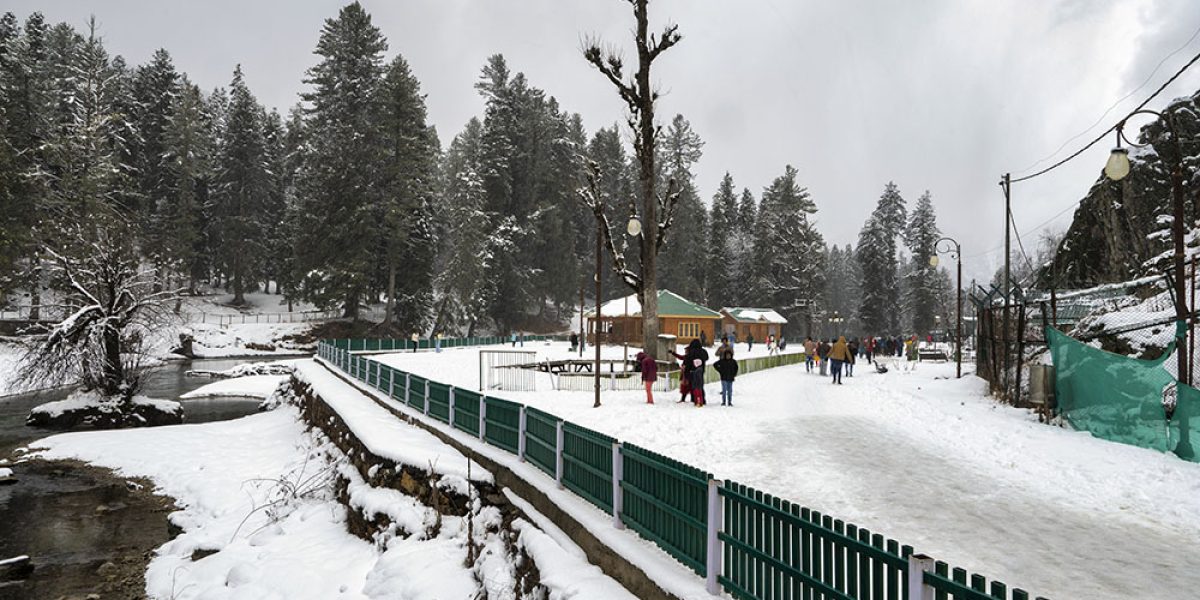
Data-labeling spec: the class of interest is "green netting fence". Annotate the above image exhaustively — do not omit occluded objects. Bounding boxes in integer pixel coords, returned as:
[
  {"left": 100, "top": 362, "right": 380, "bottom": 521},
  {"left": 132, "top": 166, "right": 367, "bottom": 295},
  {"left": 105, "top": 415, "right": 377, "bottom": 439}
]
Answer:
[{"left": 1046, "top": 323, "right": 1199, "bottom": 461}]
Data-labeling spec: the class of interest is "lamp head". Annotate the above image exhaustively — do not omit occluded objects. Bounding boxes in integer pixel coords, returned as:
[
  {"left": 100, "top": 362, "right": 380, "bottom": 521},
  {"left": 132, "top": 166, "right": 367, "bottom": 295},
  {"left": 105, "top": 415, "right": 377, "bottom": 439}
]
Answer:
[
  {"left": 929, "top": 254, "right": 940, "bottom": 267},
  {"left": 626, "top": 217, "right": 642, "bottom": 237},
  {"left": 1105, "top": 147, "right": 1130, "bottom": 181}
]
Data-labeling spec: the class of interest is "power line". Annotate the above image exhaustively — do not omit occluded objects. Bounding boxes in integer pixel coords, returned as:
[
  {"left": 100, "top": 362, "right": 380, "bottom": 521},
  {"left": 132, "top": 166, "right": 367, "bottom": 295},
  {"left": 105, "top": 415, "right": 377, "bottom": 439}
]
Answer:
[
  {"left": 1009, "top": 47, "right": 1200, "bottom": 184},
  {"left": 1012, "top": 20, "right": 1200, "bottom": 177}
]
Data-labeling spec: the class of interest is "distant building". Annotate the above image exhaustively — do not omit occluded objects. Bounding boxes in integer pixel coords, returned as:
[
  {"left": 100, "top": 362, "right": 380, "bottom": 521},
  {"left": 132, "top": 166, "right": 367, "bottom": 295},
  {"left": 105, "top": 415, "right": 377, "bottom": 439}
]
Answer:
[
  {"left": 585, "top": 290, "right": 722, "bottom": 346},
  {"left": 720, "top": 307, "right": 788, "bottom": 342}
]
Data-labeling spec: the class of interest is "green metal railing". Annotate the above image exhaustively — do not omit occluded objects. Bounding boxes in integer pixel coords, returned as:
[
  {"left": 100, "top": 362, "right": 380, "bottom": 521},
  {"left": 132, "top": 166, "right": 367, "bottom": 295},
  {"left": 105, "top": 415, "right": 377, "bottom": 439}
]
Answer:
[
  {"left": 484, "top": 396, "right": 522, "bottom": 454},
  {"left": 523, "top": 406, "right": 559, "bottom": 477},
  {"left": 621, "top": 443, "right": 711, "bottom": 576},
  {"left": 315, "top": 338, "right": 1050, "bottom": 600},
  {"left": 453, "top": 388, "right": 482, "bottom": 437},
  {"left": 561, "top": 422, "right": 615, "bottom": 513},
  {"left": 427, "top": 381, "right": 451, "bottom": 424}
]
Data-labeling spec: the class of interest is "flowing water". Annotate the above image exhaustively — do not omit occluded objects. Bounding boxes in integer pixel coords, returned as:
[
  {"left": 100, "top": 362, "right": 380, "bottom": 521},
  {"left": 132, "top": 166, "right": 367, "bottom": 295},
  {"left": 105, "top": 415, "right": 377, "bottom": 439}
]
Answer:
[{"left": 0, "top": 357, "right": 289, "bottom": 599}]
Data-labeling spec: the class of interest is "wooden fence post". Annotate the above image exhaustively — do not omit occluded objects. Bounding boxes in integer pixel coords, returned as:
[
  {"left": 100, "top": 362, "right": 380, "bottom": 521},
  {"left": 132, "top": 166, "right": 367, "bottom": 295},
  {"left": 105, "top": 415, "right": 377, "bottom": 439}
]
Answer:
[
  {"left": 612, "top": 442, "right": 624, "bottom": 530},
  {"left": 555, "top": 421, "right": 565, "bottom": 489},
  {"left": 705, "top": 478, "right": 722, "bottom": 595},
  {"left": 907, "top": 554, "right": 935, "bottom": 600},
  {"left": 518, "top": 407, "right": 527, "bottom": 462}
]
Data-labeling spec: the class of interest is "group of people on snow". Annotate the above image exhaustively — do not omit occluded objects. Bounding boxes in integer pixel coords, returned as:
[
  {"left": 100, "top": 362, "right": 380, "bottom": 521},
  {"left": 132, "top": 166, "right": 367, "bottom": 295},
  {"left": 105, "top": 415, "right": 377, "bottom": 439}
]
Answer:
[
  {"left": 635, "top": 334, "right": 740, "bottom": 407},
  {"left": 802, "top": 334, "right": 924, "bottom": 383}
]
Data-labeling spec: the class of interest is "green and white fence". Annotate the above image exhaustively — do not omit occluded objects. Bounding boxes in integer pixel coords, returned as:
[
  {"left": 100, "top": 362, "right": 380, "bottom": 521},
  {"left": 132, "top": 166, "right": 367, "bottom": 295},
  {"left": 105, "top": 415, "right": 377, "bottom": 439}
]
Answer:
[{"left": 316, "top": 339, "right": 1049, "bottom": 600}]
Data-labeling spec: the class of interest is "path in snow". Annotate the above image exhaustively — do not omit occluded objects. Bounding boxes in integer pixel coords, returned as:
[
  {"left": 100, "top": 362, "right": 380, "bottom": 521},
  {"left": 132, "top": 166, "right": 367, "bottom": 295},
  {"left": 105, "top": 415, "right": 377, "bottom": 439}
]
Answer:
[{"left": 371, "top": 344, "right": 1200, "bottom": 600}]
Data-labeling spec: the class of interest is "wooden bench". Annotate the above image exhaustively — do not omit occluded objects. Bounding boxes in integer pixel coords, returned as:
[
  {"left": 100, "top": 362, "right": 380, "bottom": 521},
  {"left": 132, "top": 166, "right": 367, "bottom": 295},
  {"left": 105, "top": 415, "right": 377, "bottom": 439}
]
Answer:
[{"left": 918, "top": 350, "right": 949, "bottom": 362}]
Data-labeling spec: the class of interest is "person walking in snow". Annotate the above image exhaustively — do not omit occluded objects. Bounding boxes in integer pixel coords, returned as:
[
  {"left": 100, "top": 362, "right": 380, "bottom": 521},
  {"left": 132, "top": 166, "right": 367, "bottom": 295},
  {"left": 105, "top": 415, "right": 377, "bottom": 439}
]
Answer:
[
  {"left": 700, "top": 330, "right": 708, "bottom": 347},
  {"left": 672, "top": 346, "right": 694, "bottom": 403},
  {"left": 804, "top": 337, "right": 817, "bottom": 372},
  {"left": 767, "top": 334, "right": 778, "bottom": 355},
  {"left": 411, "top": 332, "right": 419, "bottom": 353},
  {"left": 713, "top": 348, "right": 738, "bottom": 406},
  {"left": 847, "top": 338, "right": 859, "bottom": 377},
  {"left": 828, "top": 336, "right": 851, "bottom": 384},
  {"left": 717, "top": 336, "right": 733, "bottom": 359},
  {"left": 569, "top": 332, "right": 579, "bottom": 352},
  {"left": 746, "top": 333, "right": 754, "bottom": 353},
  {"left": 638, "top": 351, "right": 657, "bottom": 404},
  {"left": 818, "top": 339, "right": 831, "bottom": 376}
]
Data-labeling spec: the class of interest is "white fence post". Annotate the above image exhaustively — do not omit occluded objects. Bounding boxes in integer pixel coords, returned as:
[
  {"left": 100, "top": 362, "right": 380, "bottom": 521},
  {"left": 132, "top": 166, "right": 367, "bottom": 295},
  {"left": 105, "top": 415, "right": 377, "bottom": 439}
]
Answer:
[
  {"left": 449, "top": 386, "right": 456, "bottom": 426},
  {"left": 518, "top": 407, "right": 527, "bottom": 462},
  {"left": 612, "top": 442, "right": 624, "bottom": 529},
  {"left": 705, "top": 478, "right": 723, "bottom": 595},
  {"left": 405, "top": 373, "right": 411, "bottom": 405},
  {"left": 479, "top": 398, "right": 487, "bottom": 441},
  {"left": 907, "top": 554, "right": 936, "bottom": 600},
  {"left": 388, "top": 368, "right": 394, "bottom": 398},
  {"left": 423, "top": 383, "right": 430, "bottom": 416},
  {"left": 555, "top": 421, "right": 565, "bottom": 489}
]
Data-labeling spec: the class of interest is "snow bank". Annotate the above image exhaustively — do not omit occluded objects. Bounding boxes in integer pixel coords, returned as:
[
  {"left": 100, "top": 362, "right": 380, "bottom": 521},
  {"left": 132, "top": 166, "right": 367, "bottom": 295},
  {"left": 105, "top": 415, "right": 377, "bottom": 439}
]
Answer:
[
  {"left": 27, "top": 391, "right": 183, "bottom": 428},
  {"left": 363, "top": 345, "right": 1200, "bottom": 600},
  {"left": 294, "top": 361, "right": 491, "bottom": 483},
  {"left": 180, "top": 374, "right": 287, "bottom": 399}
]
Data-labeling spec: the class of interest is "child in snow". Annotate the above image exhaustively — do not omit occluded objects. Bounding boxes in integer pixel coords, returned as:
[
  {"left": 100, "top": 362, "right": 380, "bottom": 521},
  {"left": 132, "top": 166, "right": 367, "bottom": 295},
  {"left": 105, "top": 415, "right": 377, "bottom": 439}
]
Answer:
[
  {"left": 637, "top": 351, "right": 657, "bottom": 404},
  {"left": 713, "top": 349, "right": 738, "bottom": 406}
]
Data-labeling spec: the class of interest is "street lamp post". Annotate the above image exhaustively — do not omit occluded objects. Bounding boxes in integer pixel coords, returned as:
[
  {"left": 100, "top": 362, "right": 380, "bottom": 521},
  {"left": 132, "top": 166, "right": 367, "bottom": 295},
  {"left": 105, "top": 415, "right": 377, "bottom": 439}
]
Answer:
[
  {"left": 828, "top": 311, "right": 844, "bottom": 338},
  {"left": 1103, "top": 109, "right": 1192, "bottom": 458},
  {"left": 931, "top": 237, "right": 962, "bottom": 378}
]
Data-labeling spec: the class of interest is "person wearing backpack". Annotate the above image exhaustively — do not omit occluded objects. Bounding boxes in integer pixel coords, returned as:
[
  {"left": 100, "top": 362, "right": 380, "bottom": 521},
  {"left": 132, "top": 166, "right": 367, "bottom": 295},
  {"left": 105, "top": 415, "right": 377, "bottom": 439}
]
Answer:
[{"left": 713, "top": 349, "right": 739, "bottom": 406}]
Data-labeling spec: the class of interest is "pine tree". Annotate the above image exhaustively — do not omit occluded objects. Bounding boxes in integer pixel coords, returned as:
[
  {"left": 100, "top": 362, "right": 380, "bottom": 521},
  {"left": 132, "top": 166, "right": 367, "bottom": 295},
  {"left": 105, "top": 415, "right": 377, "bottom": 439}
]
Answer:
[
  {"left": 259, "top": 108, "right": 288, "bottom": 296},
  {"left": 856, "top": 215, "right": 897, "bottom": 334},
  {"left": 212, "top": 66, "right": 269, "bottom": 306},
  {"left": 707, "top": 172, "right": 738, "bottom": 309},
  {"left": 729, "top": 187, "right": 758, "bottom": 305},
  {"left": 434, "top": 118, "right": 494, "bottom": 335},
  {"left": 160, "top": 78, "right": 212, "bottom": 293},
  {"left": 293, "top": 1, "right": 387, "bottom": 318},
  {"left": 657, "top": 114, "right": 706, "bottom": 301},
  {"left": 373, "top": 53, "right": 438, "bottom": 330},
  {"left": 132, "top": 48, "right": 180, "bottom": 256},
  {"left": 905, "top": 191, "right": 941, "bottom": 336},
  {"left": 856, "top": 182, "right": 907, "bottom": 334},
  {"left": 754, "top": 165, "right": 825, "bottom": 331}
]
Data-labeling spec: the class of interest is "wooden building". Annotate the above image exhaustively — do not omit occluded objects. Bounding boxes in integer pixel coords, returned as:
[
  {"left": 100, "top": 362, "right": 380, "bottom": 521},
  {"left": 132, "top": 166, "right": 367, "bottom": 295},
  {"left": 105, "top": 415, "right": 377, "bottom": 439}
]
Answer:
[
  {"left": 720, "top": 307, "right": 788, "bottom": 343},
  {"left": 585, "top": 290, "right": 722, "bottom": 346}
]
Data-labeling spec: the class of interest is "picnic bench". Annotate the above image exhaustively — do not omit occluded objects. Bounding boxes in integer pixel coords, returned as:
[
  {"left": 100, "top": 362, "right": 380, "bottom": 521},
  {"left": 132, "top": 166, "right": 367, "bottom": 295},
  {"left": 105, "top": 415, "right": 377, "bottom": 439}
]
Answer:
[{"left": 918, "top": 349, "right": 949, "bottom": 362}]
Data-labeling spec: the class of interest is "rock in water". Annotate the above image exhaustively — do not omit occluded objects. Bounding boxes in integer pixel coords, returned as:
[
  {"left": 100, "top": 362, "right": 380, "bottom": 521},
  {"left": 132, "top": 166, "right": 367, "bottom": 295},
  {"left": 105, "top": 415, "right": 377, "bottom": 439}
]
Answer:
[
  {"left": 0, "top": 555, "right": 33, "bottom": 581},
  {"left": 26, "top": 392, "right": 184, "bottom": 429}
]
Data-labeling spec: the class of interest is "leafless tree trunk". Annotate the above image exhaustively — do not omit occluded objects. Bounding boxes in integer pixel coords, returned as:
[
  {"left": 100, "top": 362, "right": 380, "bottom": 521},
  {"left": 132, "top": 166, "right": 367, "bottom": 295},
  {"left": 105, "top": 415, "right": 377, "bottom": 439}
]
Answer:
[{"left": 582, "top": 0, "right": 683, "bottom": 356}]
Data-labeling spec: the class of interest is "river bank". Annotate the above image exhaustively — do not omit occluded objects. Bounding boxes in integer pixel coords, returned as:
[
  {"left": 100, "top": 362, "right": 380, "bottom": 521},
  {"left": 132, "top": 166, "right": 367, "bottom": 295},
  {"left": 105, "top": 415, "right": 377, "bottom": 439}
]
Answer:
[
  {"left": 0, "top": 357, "right": 281, "bottom": 598},
  {"left": 0, "top": 459, "right": 175, "bottom": 599}
]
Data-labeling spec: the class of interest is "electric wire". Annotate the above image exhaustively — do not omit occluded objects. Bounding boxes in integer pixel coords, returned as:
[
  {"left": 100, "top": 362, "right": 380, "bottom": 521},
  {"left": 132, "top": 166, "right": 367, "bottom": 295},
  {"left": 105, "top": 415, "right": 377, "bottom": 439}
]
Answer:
[
  {"left": 1009, "top": 47, "right": 1200, "bottom": 184},
  {"left": 1012, "top": 21, "right": 1200, "bottom": 177}
]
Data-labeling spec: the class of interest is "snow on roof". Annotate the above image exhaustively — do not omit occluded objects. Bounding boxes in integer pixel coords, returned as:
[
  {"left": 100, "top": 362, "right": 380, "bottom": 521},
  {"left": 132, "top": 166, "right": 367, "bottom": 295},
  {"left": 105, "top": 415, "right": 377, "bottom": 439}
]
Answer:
[
  {"left": 723, "top": 307, "right": 788, "bottom": 324},
  {"left": 585, "top": 290, "right": 720, "bottom": 319}
]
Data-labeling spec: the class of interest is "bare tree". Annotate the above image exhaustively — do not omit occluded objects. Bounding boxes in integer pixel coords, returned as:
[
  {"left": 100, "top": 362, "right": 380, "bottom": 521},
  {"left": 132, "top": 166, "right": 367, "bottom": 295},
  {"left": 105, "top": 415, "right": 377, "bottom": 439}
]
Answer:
[
  {"left": 16, "top": 223, "right": 178, "bottom": 400},
  {"left": 580, "top": 0, "right": 683, "bottom": 355}
]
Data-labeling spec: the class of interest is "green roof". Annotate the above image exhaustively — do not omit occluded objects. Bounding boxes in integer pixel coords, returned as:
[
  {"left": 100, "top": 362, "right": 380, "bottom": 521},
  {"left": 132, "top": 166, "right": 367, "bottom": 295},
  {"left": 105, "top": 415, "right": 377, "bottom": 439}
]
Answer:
[{"left": 657, "top": 290, "right": 721, "bottom": 318}]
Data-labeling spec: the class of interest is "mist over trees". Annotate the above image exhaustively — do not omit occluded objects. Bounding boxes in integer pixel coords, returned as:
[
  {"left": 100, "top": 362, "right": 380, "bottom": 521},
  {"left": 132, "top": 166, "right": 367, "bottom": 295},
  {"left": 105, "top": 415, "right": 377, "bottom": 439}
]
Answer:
[{"left": 0, "top": 3, "right": 958, "bottom": 339}]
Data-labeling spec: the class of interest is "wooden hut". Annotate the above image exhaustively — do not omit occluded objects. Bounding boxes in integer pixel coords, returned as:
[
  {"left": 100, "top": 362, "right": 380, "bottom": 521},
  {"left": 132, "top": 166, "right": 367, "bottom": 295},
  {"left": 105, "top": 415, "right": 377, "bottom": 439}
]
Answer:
[
  {"left": 720, "top": 307, "right": 788, "bottom": 343},
  {"left": 585, "top": 290, "right": 721, "bottom": 346}
]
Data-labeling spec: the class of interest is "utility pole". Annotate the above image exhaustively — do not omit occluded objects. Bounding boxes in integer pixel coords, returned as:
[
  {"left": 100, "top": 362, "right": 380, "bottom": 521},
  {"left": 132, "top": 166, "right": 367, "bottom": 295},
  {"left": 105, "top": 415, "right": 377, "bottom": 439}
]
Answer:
[{"left": 1001, "top": 173, "right": 1012, "bottom": 401}]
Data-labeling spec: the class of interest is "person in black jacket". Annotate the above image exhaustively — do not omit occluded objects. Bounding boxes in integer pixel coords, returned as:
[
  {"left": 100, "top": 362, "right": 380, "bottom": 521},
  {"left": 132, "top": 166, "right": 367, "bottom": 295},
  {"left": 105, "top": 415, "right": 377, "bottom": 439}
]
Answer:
[
  {"left": 674, "top": 339, "right": 709, "bottom": 406},
  {"left": 713, "top": 349, "right": 738, "bottom": 406}
]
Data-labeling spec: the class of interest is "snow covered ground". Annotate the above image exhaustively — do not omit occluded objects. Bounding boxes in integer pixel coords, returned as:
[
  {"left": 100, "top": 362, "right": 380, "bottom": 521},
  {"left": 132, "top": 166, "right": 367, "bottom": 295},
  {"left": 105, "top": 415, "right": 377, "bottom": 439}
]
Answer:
[
  {"left": 179, "top": 375, "right": 287, "bottom": 399},
  {"left": 370, "top": 342, "right": 1200, "bottom": 600},
  {"left": 27, "top": 399, "right": 636, "bottom": 599}
]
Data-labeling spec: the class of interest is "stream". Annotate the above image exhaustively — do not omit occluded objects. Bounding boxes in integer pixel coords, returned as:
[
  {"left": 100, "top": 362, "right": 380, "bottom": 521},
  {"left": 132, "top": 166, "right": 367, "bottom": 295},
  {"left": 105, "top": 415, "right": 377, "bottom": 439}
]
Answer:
[{"left": 0, "top": 356, "right": 293, "bottom": 599}]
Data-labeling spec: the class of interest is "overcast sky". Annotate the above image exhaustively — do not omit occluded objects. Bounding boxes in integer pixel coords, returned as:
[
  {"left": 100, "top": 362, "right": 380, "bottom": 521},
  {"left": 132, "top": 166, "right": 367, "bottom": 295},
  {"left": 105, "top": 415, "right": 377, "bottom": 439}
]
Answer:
[{"left": 10, "top": 0, "right": 1200, "bottom": 282}]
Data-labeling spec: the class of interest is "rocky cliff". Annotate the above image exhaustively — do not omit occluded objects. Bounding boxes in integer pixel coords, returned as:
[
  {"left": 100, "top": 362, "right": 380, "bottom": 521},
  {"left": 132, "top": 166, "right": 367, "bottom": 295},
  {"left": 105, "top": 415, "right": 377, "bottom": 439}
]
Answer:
[{"left": 1043, "top": 90, "right": 1200, "bottom": 288}]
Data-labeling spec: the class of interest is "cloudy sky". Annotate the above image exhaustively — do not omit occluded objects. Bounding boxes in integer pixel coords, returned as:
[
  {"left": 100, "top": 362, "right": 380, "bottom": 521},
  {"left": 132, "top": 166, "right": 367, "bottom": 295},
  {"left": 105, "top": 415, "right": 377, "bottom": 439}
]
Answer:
[{"left": 10, "top": 0, "right": 1200, "bottom": 282}]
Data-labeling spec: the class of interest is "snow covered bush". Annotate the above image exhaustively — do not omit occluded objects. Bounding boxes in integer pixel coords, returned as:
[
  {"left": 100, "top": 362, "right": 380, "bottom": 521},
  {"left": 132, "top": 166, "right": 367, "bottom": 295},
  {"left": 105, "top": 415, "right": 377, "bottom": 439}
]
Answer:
[{"left": 26, "top": 390, "right": 182, "bottom": 429}]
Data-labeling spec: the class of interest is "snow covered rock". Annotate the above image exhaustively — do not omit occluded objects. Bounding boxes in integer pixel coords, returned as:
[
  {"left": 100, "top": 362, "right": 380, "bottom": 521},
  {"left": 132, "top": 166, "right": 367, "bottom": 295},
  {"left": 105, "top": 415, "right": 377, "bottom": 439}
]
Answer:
[{"left": 26, "top": 391, "right": 183, "bottom": 429}]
